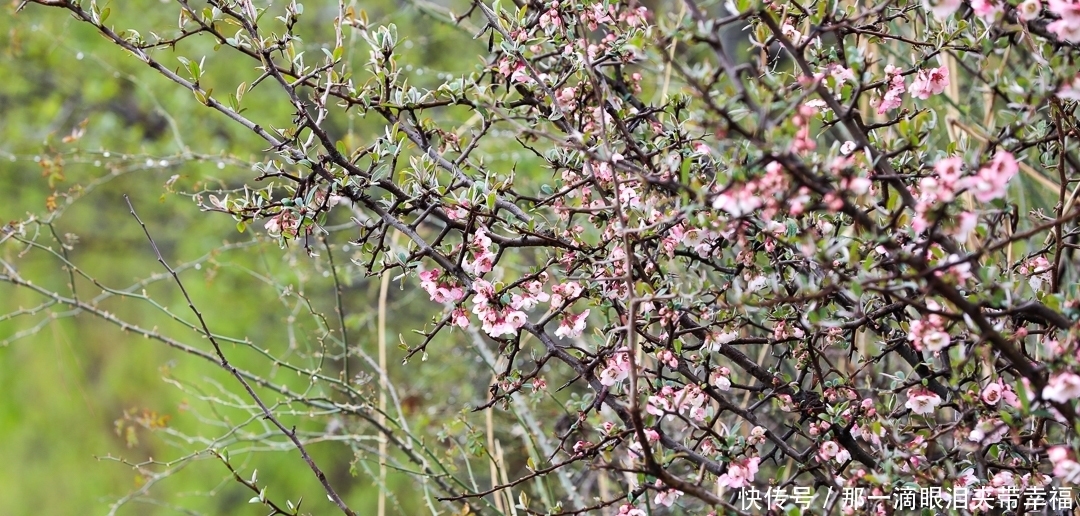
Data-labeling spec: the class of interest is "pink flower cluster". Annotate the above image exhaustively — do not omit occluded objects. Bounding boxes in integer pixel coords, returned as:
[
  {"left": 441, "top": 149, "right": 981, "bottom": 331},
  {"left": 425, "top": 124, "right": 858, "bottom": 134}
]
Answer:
[
  {"left": 913, "top": 152, "right": 1017, "bottom": 234},
  {"left": 264, "top": 211, "right": 299, "bottom": 238},
  {"left": 980, "top": 378, "right": 1020, "bottom": 407},
  {"left": 790, "top": 103, "right": 817, "bottom": 154},
  {"left": 653, "top": 480, "right": 683, "bottom": 507},
  {"left": 818, "top": 440, "right": 852, "bottom": 464},
  {"left": 967, "top": 417, "right": 1008, "bottom": 445},
  {"left": 626, "top": 427, "right": 660, "bottom": 460},
  {"left": 598, "top": 348, "right": 632, "bottom": 386},
  {"left": 462, "top": 228, "right": 497, "bottom": 275},
  {"left": 961, "top": 150, "right": 1018, "bottom": 203},
  {"left": 908, "top": 66, "right": 949, "bottom": 99},
  {"left": 712, "top": 161, "right": 789, "bottom": 220},
  {"left": 470, "top": 279, "right": 528, "bottom": 337},
  {"left": 554, "top": 309, "right": 590, "bottom": 338},
  {"left": 876, "top": 65, "right": 906, "bottom": 115},
  {"left": 496, "top": 57, "right": 537, "bottom": 85},
  {"left": 1043, "top": 372, "right": 1080, "bottom": 403},
  {"left": 614, "top": 505, "right": 646, "bottom": 516},
  {"left": 1019, "top": 255, "right": 1052, "bottom": 291},
  {"left": 538, "top": 1, "right": 563, "bottom": 31},
  {"left": 711, "top": 367, "right": 732, "bottom": 391},
  {"left": 1049, "top": 446, "right": 1080, "bottom": 482},
  {"left": 647, "top": 384, "right": 709, "bottom": 421},
  {"left": 970, "top": 0, "right": 1003, "bottom": 21},
  {"left": 511, "top": 277, "right": 550, "bottom": 311},
  {"left": 907, "top": 300, "right": 951, "bottom": 352},
  {"left": 1060, "top": 74, "right": 1080, "bottom": 100},
  {"left": 663, "top": 223, "right": 724, "bottom": 259},
  {"left": 1049, "top": 0, "right": 1080, "bottom": 42},
  {"left": 419, "top": 269, "right": 466, "bottom": 304},
  {"left": 547, "top": 281, "right": 581, "bottom": 307},
  {"left": 717, "top": 456, "right": 761, "bottom": 489}
]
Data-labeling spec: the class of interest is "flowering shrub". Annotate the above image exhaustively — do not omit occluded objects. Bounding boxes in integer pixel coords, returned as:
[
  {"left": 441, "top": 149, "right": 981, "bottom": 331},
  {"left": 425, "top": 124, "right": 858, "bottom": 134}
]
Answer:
[{"left": 8, "top": 0, "right": 1080, "bottom": 513}]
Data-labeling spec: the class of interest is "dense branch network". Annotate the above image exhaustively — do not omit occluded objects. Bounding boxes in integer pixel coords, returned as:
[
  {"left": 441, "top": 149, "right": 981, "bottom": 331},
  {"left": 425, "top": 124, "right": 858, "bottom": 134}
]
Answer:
[{"left": 7, "top": 0, "right": 1080, "bottom": 513}]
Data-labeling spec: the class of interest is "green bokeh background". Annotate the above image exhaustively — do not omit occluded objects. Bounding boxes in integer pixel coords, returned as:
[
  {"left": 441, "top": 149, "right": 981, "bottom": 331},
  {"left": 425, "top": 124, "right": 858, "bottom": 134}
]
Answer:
[{"left": 0, "top": 2, "right": 508, "bottom": 514}]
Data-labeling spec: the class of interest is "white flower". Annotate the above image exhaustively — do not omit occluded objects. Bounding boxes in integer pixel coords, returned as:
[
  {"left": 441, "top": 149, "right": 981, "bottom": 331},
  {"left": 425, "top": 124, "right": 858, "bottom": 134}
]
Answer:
[
  {"left": 1017, "top": 0, "right": 1043, "bottom": 20},
  {"left": 1043, "top": 372, "right": 1080, "bottom": 403},
  {"left": 923, "top": 0, "right": 962, "bottom": 19},
  {"left": 746, "top": 275, "right": 768, "bottom": 292},
  {"left": 905, "top": 388, "right": 942, "bottom": 415}
]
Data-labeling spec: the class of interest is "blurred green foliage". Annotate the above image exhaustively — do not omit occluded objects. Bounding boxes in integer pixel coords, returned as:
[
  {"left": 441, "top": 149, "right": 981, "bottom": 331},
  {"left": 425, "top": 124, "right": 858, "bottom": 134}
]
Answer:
[{"left": 0, "top": 1, "right": 519, "bottom": 514}]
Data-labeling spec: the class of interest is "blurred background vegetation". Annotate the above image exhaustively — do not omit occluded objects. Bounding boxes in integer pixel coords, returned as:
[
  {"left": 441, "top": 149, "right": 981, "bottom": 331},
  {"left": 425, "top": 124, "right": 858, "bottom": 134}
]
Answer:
[{"left": 0, "top": 1, "right": 541, "bottom": 514}]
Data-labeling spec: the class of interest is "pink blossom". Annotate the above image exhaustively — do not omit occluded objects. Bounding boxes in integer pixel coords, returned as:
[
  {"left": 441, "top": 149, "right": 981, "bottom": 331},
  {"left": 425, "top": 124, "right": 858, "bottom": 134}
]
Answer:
[
  {"left": 970, "top": 0, "right": 1003, "bottom": 20},
  {"left": 954, "top": 211, "right": 978, "bottom": 241},
  {"left": 621, "top": 6, "right": 648, "bottom": 27},
  {"left": 451, "top": 307, "right": 470, "bottom": 328},
  {"left": 1048, "top": 0, "right": 1080, "bottom": 43},
  {"left": 908, "top": 66, "right": 949, "bottom": 99},
  {"left": 554, "top": 309, "right": 590, "bottom": 338},
  {"left": 674, "top": 384, "right": 708, "bottom": 420},
  {"left": 819, "top": 441, "right": 840, "bottom": 461},
  {"left": 956, "top": 467, "right": 979, "bottom": 487},
  {"left": 905, "top": 387, "right": 942, "bottom": 415},
  {"left": 477, "top": 306, "right": 528, "bottom": 338},
  {"left": 599, "top": 349, "right": 632, "bottom": 386},
  {"left": 646, "top": 390, "right": 674, "bottom": 418},
  {"left": 840, "top": 140, "right": 857, "bottom": 155},
  {"left": 968, "top": 418, "right": 1008, "bottom": 445},
  {"left": 748, "top": 426, "right": 767, "bottom": 445},
  {"left": 834, "top": 448, "right": 851, "bottom": 464},
  {"left": 1042, "top": 372, "right": 1080, "bottom": 402},
  {"left": 653, "top": 480, "right": 683, "bottom": 507},
  {"left": 717, "top": 456, "right": 760, "bottom": 489},
  {"left": 264, "top": 211, "right": 299, "bottom": 238},
  {"left": 876, "top": 66, "right": 907, "bottom": 114},
  {"left": 550, "top": 282, "right": 583, "bottom": 307},
  {"left": 463, "top": 250, "right": 495, "bottom": 275},
  {"left": 539, "top": 7, "right": 562, "bottom": 31},
  {"left": 1048, "top": 446, "right": 1080, "bottom": 482},
  {"left": 510, "top": 279, "right": 550, "bottom": 311},
  {"left": 711, "top": 368, "right": 732, "bottom": 391},
  {"left": 420, "top": 269, "right": 467, "bottom": 304},
  {"left": 981, "top": 381, "right": 1003, "bottom": 405},
  {"left": 712, "top": 188, "right": 763, "bottom": 217},
  {"left": 907, "top": 304, "right": 952, "bottom": 352},
  {"left": 1049, "top": 18, "right": 1080, "bottom": 42},
  {"left": 1020, "top": 255, "right": 1052, "bottom": 291},
  {"left": 959, "top": 150, "right": 1018, "bottom": 203},
  {"left": 627, "top": 427, "right": 662, "bottom": 460},
  {"left": 656, "top": 349, "right": 678, "bottom": 369},
  {"left": 615, "top": 504, "right": 647, "bottom": 516},
  {"left": 830, "top": 65, "right": 857, "bottom": 85},
  {"left": 1059, "top": 74, "right": 1080, "bottom": 101},
  {"left": 990, "top": 470, "right": 1014, "bottom": 489}
]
